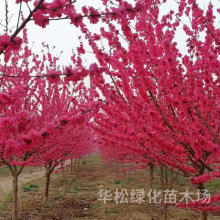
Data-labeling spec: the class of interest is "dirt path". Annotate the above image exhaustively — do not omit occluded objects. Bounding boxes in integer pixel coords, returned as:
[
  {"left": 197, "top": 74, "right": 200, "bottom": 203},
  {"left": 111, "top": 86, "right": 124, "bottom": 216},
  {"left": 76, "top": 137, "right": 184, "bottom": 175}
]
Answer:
[
  {"left": 0, "top": 160, "right": 72, "bottom": 202},
  {"left": 0, "top": 169, "right": 45, "bottom": 202},
  {"left": 1, "top": 157, "right": 219, "bottom": 220}
]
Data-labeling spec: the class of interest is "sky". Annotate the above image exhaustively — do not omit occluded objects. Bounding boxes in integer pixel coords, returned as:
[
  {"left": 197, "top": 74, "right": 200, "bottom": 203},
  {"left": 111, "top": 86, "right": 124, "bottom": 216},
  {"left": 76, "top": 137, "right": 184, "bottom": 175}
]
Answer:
[
  {"left": 0, "top": 0, "right": 219, "bottom": 68},
  {"left": 0, "top": 0, "right": 109, "bottom": 66}
]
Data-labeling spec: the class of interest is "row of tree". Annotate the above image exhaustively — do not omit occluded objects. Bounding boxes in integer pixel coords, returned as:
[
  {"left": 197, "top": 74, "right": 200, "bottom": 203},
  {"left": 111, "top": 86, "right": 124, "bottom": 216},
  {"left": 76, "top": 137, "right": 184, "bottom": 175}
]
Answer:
[
  {"left": 0, "top": 1, "right": 219, "bottom": 220},
  {"left": 87, "top": 1, "right": 220, "bottom": 220},
  {"left": 0, "top": 27, "right": 95, "bottom": 219}
]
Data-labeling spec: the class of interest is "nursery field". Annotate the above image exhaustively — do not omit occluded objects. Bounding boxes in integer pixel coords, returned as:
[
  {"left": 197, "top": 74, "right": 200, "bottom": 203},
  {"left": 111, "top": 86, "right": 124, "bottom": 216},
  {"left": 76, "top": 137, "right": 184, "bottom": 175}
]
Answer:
[
  {"left": 1, "top": 0, "right": 220, "bottom": 220},
  {"left": 0, "top": 156, "right": 219, "bottom": 220}
]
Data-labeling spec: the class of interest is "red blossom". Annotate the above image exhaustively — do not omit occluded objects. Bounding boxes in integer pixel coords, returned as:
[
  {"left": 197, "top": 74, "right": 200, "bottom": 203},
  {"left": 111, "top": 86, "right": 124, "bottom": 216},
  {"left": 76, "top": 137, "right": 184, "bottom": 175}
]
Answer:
[{"left": 33, "top": 11, "right": 50, "bottom": 28}]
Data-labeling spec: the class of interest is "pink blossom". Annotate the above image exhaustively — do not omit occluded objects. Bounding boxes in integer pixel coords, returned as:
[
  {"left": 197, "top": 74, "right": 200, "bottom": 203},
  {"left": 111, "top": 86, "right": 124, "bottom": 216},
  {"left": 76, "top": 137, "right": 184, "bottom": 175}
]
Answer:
[
  {"left": 33, "top": 11, "right": 49, "bottom": 28},
  {"left": 47, "top": 70, "right": 61, "bottom": 83}
]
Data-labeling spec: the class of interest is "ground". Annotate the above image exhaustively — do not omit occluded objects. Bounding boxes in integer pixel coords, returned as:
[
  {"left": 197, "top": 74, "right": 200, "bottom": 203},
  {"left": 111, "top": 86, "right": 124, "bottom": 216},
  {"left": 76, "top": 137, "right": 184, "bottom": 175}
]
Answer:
[{"left": 0, "top": 156, "right": 219, "bottom": 220}]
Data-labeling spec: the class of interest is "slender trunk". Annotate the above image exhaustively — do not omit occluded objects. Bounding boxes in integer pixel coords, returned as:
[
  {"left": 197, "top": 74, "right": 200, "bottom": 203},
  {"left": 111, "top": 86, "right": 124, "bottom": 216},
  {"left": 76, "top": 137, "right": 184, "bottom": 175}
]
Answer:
[
  {"left": 74, "top": 159, "right": 77, "bottom": 171},
  {"left": 60, "top": 160, "right": 65, "bottom": 178},
  {"left": 198, "top": 183, "right": 208, "bottom": 220},
  {"left": 71, "top": 159, "right": 73, "bottom": 174},
  {"left": 164, "top": 167, "right": 168, "bottom": 189},
  {"left": 45, "top": 172, "right": 51, "bottom": 201},
  {"left": 125, "top": 161, "right": 134, "bottom": 183},
  {"left": 117, "top": 162, "right": 119, "bottom": 169},
  {"left": 164, "top": 204, "right": 168, "bottom": 220},
  {"left": 163, "top": 168, "right": 168, "bottom": 219},
  {"left": 149, "top": 163, "right": 154, "bottom": 189},
  {"left": 12, "top": 173, "right": 19, "bottom": 220},
  {"left": 77, "top": 158, "right": 81, "bottom": 169},
  {"left": 160, "top": 165, "right": 167, "bottom": 220},
  {"left": 160, "top": 164, "right": 164, "bottom": 191},
  {"left": 201, "top": 212, "right": 207, "bottom": 220},
  {"left": 125, "top": 171, "right": 130, "bottom": 183}
]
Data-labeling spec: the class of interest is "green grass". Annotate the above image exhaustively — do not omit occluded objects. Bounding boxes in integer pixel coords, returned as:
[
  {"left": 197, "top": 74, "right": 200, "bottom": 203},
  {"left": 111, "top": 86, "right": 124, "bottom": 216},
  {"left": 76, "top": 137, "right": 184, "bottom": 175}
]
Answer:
[
  {"left": 54, "top": 194, "right": 62, "bottom": 200},
  {"left": 69, "top": 182, "right": 81, "bottom": 193},
  {"left": 206, "top": 179, "right": 220, "bottom": 190},
  {"left": 105, "top": 208, "right": 120, "bottom": 214},
  {"left": 70, "top": 186, "right": 80, "bottom": 193},
  {"left": 0, "top": 194, "right": 12, "bottom": 211},
  {"left": 109, "top": 179, "right": 123, "bottom": 185},
  {"left": 0, "top": 166, "right": 10, "bottom": 177},
  {"left": 22, "top": 183, "right": 39, "bottom": 192},
  {"left": 85, "top": 156, "right": 101, "bottom": 165},
  {"left": 0, "top": 202, "right": 6, "bottom": 210},
  {"left": 82, "top": 160, "right": 87, "bottom": 166},
  {"left": 44, "top": 203, "right": 53, "bottom": 209},
  {"left": 7, "top": 194, "right": 12, "bottom": 203},
  {"left": 113, "top": 180, "right": 121, "bottom": 184},
  {"left": 91, "top": 204, "right": 100, "bottom": 210}
]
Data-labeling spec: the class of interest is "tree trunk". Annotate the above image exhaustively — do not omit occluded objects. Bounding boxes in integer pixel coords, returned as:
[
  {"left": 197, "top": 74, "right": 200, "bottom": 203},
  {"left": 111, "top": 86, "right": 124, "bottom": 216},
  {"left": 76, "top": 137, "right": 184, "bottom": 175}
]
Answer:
[
  {"left": 45, "top": 172, "right": 51, "bottom": 201},
  {"left": 12, "top": 173, "right": 19, "bottom": 220},
  {"left": 160, "top": 164, "right": 164, "bottom": 191},
  {"left": 159, "top": 165, "right": 168, "bottom": 219},
  {"left": 77, "top": 158, "right": 81, "bottom": 169},
  {"left": 74, "top": 159, "right": 77, "bottom": 171},
  {"left": 201, "top": 212, "right": 207, "bottom": 220},
  {"left": 60, "top": 160, "right": 65, "bottom": 178},
  {"left": 71, "top": 159, "right": 73, "bottom": 174},
  {"left": 164, "top": 204, "right": 168, "bottom": 220},
  {"left": 164, "top": 167, "right": 168, "bottom": 189},
  {"left": 149, "top": 163, "right": 154, "bottom": 189},
  {"left": 198, "top": 183, "right": 208, "bottom": 220}
]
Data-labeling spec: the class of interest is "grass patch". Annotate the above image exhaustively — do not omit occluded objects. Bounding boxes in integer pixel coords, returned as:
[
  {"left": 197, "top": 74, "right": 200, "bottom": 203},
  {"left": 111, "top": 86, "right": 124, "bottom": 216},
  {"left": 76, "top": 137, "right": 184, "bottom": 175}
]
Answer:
[
  {"left": 0, "top": 194, "right": 13, "bottom": 210},
  {"left": 70, "top": 186, "right": 79, "bottom": 193},
  {"left": 69, "top": 182, "right": 81, "bottom": 193},
  {"left": 7, "top": 194, "right": 12, "bottom": 203},
  {"left": 206, "top": 179, "right": 220, "bottom": 190},
  {"left": 22, "top": 183, "right": 38, "bottom": 192},
  {"left": 91, "top": 204, "right": 100, "bottom": 210},
  {"left": 152, "top": 184, "right": 162, "bottom": 190},
  {"left": 44, "top": 203, "right": 53, "bottom": 209},
  {"left": 82, "top": 160, "right": 87, "bottom": 166},
  {"left": 0, "top": 202, "right": 7, "bottom": 210},
  {"left": 0, "top": 166, "right": 10, "bottom": 177},
  {"left": 54, "top": 194, "right": 62, "bottom": 200},
  {"left": 113, "top": 180, "right": 121, "bottom": 184},
  {"left": 109, "top": 180, "right": 122, "bottom": 185},
  {"left": 85, "top": 156, "right": 101, "bottom": 165},
  {"left": 105, "top": 208, "right": 120, "bottom": 214}
]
